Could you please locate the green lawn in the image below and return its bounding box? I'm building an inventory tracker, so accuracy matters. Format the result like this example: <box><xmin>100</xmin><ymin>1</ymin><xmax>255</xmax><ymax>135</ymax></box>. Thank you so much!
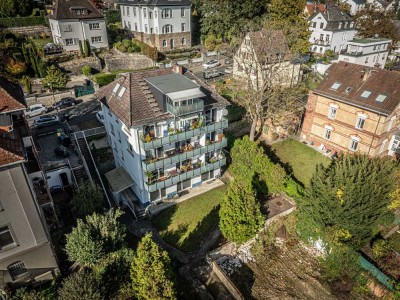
<box><xmin>271</xmin><ymin>139</ymin><xmax>331</xmax><ymax>186</ymax></box>
<box><xmin>32</xmin><ymin>38</ymin><xmax>53</xmax><ymax>48</ymax></box>
<box><xmin>152</xmin><ymin>185</ymin><xmax>228</xmax><ymax>253</ymax></box>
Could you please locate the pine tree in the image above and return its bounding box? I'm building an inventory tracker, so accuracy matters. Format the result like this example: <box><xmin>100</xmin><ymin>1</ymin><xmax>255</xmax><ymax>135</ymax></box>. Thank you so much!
<box><xmin>219</xmin><ymin>179</ymin><xmax>265</xmax><ymax>244</ymax></box>
<box><xmin>42</xmin><ymin>65</ymin><xmax>68</xmax><ymax>89</ymax></box>
<box><xmin>131</xmin><ymin>233</ymin><xmax>176</xmax><ymax>300</ymax></box>
<box><xmin>297</xmin><ymin>154</ymin><xmax>397</xmax><ymax>248</ymax></box>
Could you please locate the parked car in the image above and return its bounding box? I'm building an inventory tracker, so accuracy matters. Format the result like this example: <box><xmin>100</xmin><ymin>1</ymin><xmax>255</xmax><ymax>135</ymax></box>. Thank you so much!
<box><xmin>96</xmin><ymin>111</ymin><xmax>104</xmax><ymax>125</ymax></box>
<box><xmin>52</xmin><ymin>97</ymin><xmax>77</xmax><ymax>109</ymax></box>
<box><xmin>224</xmin><ymin>67</ymin><xmax>233</xmax><ymax>74</ymax></box>
<box><xmin>25</xmin><ymin>104</ymin><xmax>47</xmax><ymax>118</ymax></box>
<box><xmin>34</xmin><ymin>115</ymin><xmax>60</xmax><ymax>128</ymax></box>
<box><xmin>202</xmin><ymin>60</ymin><xmax>221</xmax><ymax>69</ymax></box>
<box><xmin>203</xmin><ymin>69</ymin><xmax>222</xmax><ymax>79</ymax></box>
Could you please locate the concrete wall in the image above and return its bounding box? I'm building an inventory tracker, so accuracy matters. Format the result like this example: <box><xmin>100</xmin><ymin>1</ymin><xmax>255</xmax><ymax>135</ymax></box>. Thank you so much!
<box><xmin>211</xmin><ymin>260</ymin><xmax>244</xmax><ymax>300</ymax></box>
<box><xmin>7</xmin><ymin>25</ymin><xmax>51</xmax><ymax>37</ymax></box>
<box><xmin>104</xmin><ymin>53</ymin><xmax>154</xmax><ymax>72</ymax></box>
<box><xmin>25</xmin><ymin>90</ymin><xmax>75</xmax><ymax>107</ymax></box>
<box><xmin>58</xmin><ymin>56</ymin><xmax>102</xmax><ymax>75</ymax></box>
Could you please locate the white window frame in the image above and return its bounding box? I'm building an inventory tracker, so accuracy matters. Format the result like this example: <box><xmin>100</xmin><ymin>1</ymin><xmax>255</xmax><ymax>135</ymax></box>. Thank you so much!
<box><xmin>390</xmin><ymin>135</ymin><xmax>400</xmax><ymax>152</ymax></box>
<box><xmin>8</xmin><ymin>262</ymin><xmax>28</xmax><ymax>280</ymax></box>
<box><xmin>89</xmin><ymin>23</ymin><xmax>100</xmax><ymax>30</ymax></box>
<box><xmin>181</xmin><ymin>7</ymin><xmax>185</xmax><ymax>17</ymax></box>
<box><xmin>162</xmin><ymin>24</ymin><xmax>173</xmax><ymax>34</ymax></box>
<box><xmin>162</xmin><ymin>40</ymin><xmax>167</xmax><ymax>48</ymax></box>
<box><xmin>0</xmin><ymin>225</ymin><xmax>16</xmax><ymax>250</ymax></box>
<box><xmin>324</xmin><ymin>126</ymin><xmax>332</xmax><ymax>140</ymax></box>
<box><xmin>387</xmin><ymin>116</ymin><xmax>396</xmax><ymax>132</ymax></box>
<box><xmin>65</xmin><ymin>38</ymin><xmax>74</xmax><ymax>46</ymax></box>
<box><xmin>328</xmin><ymin>106</ymin><xmax>337</xmax><ymax>119</ymax></box>
<box><xmin>91</xmin><ymin>36</ymin><xmax>102</xmax><ymax>43</ymax></box>
<box><xmin>62</xmin><ymin>24</ymin><xmax>72</xmax><ymax>32</ymax></box>
<box><xmin>161</xmin><ymin>8</ymin><xmax>172</xmax><ymax>18</ymax></box>
<box><xmin>182</xmin><ymin>37</ymin><xmax>186</xmax><ymax>45</ymax></box>
<box><xmin>349</xmin><ymin>137</ymin><xmax>359</xmax><ymax>151</ymax></box>
<box><xmin>355</xmin><ymin>115</ymin><xmax>366</xmax><ymax>130</ymax></box>
<box><xmin>126</xmin><ymin>6</ymin><xmax>130</xmax><ymax>16</ymax></box>
<box><xmin>181</xmin><ymin>23</ymin><xmax>185</xmax><ymax>32</ymax></box>
<box><xmin>380</xmin><ymin>139</ymin><xmax>388</xmax><ymax>153</ymax></box>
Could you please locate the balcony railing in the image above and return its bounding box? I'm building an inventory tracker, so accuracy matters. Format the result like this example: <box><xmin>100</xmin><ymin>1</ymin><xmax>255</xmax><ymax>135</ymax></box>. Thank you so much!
<box><xmin>144</xmin><ymin>158</ymin><xmax>227</xmax><ymax>193</ymax></box>
<box><xmin>313</xmin><ymin>40</ymin><xmax>330</xmax><ymax>46</ymax></box>
<box><xmin>140</xmin><ymin>118</ymin><xmax>228</xmax><ymax>151</ymax></box>
<box><xmin>142</xmin><ymin>138</ymin><xmax>227</xmax><ymax>171</ymax></box>
<box><xmin>167</xmin><ymin>101</ymin><xmax>204</xmax><ymax>116</ymax></box>
<box><xmin>339</xmin><ymin>50</ymin><xmax>364</xmax><ymax>57</ymax></box>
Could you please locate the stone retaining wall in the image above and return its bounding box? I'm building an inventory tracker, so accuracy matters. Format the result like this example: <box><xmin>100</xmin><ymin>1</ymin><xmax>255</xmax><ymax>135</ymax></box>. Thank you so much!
<box><xmin>7</xmin><ymin>25</ymin><xmax>51</xmax><ymax>37</ymax></box>
<box><xmin>104</xmin><ymin>53</ymin><xmax>154</xmax><ymax>72</ymax></box>
<box><xmin>26</xmin><ymin>90</ymin><xmax>75</xmax><ymax>107</ymax></box>
<box><xmin>58</xmin><ymin>56</ymin><xmax>102</xmax><ymax>75</ymax></box>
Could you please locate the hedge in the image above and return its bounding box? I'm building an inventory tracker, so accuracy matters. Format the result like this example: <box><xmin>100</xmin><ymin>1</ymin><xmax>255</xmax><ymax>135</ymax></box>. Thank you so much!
<box><xmin>0</xmin><ymin>16</ymin><xmax>47</xmax><ymax>28</ymax></box>
<box><xmin>93</xmin><ymin>73</ymin><xmax>117</xmax><ymax>87</ymax></box>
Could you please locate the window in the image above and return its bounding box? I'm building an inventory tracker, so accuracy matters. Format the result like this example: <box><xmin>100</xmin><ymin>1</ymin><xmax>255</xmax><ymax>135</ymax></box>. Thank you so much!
<box><xmin>113</xmin><ymin>83</ymin><xmax>120</xmax><ymax>94</ymax></box>
<box><xmin>143</xmin><ymin>8</ymin><xmax>147</xmax><ymax>18</ymax></box>
<box><xmin>122</xmin><ymin>6</ymin><xmax>125</xmax><ymax>16</ymax></box>
<box><xmin>182</xmin><ymin>37</ymin><xmax>186</xmax><ymax>45</ymax></box>
<box><xmin>126</xmin><ymin>7</ymin><xmax>130</xmax><ymax>16</ymax></box>
<box><xmin>338</xmin><ymin>22</ymin><xmax>342</xmax><ymax>29</ymax></box>
<box><xmin>361</xmin><ymin>90</ymin><xmax>371</xmax><ymax>98</ymax></box>
<box><xmin>91</xmin><ymin>36</ymin><xmax>102</xmax><ymax>43</ymax></box>
<box><xmin>155</xmin><ymin>10</ymin><xmax>158</xmax><ymax>18</ymax></box>
<box><xmin>181</xmin><ymin>23</ymin><xmax>185</xmax><ymax>32</ymax></box>
<box><xmin>181</xmin><ymin>7</ymin><xmax>185</xmax><ymax>17</ymax></box>
<box><xmin>161</xmin><ymin>8</ymin><xmax>172</xmax><ymax>18</ymax></box>
<box><xmin>320</xmin><ymin>22</ymin><xmax>324</xmax><ymax>28</ymax></box>
<box><xmin>89</xmin><ymin>23</ymin><xmax>100</xmax><ymax>30</ymax></box>
<box><xmin>382</xmin><ymin>55</ymin><xmax>385</xmax><ymax>60</ymax></box>
<box><xmin>128</xmin><ymin>143</ymin><xmax>134</xmax><ymax>155</ymax></box>
<box><xmin>380</xmin><ymin>139</ymin><xmax>388</xmax><ymax>153</ymax></box>
<box><xmin>162</xmin><ymin>40</ymin><xmax>167</xmax><ymax>48</ymax></box>
<box><xmin>330</xmin><ymin>82</ymin><xmax>341</xmax><ymax>90</ymax></box>
<box><xmin>62</xmin><ymin>24</ymin><xmax>72</xmax><ymax>32</ymax></box>
<box><xmin>149</xmin><ymin>11</ymin><xmax>153</xmax><ymax>19</ymax></box>
<box><xmin>110</xmin><ymin>123</ymin><xmax>115</xmax><ymax>135</ymax></box>
<box><xmin>118</xmin><ymin>131</ymin><xmax>122</xmax><ymax>143</ymax></box>
<box><xmin>313</xmin><ymin>22</ymin><xmax>316</xmax><ymax>28</ymax></box>
<box><xmin>365</xmin><ymin>57</ymin><xmax>369</xmax><ymax>63</ymax></box>
<box><xmin>324</xmin><ymin>126</ymin><xmax>332</xmax><ymax>140</ymax></box>
<box><xmin>390</xmin><ymin>135</ymin><xmax>400</xmax><ymax>152</ymax></box>
<box><xmin>349</xmin><ymin>138</ymin><xmax>359</xmax><ymax>151</ymax></box>
<box><xmin>145</xmin><ymin>24</ymin><xmax>148</xmax><ymax>33</ymax></box>
<box><xmin>388</xmin><ymin>116</ymin><xmax>396</xmax><ymax>132</ymax></box>
<box><xmin>65</xmin><ymin>38</ymin><xmax>74</xmax><ymax>45</ymax></box>
<box><xmin>133</xmin><ymin>7</ymin><xmax>136</xmax><ymax>17</ymax></box>
<box><xmin>75</xmin><ymin>9</ymin><xmax>86</xmax><ymax>15</ymax></box>
<box><xmin>376</xmin><ymin>94</ymin><xmax>387</xmax><ymax>102</ymax></box>
<box><xmin>128</xmin><ymin>21</ymin><xmax>131</xmax><ymax>29</ymax></box>
<box><xmin>134</xmin><ymin>23</ymin><xmax>138</xmax><ymax>31</ymax></box>
<box><xmin>8</xmin><ymin>262</ymin><xmax>27</xmax><ymax>280</ymax></box>
<box><xmin>328</xmin><ymin>106</ymin><xmax>337</xmax><ymax>119</ymax></box>
<box><xmin>162</xmin><ymin>24</ymin><xmax>173</xmax><ymax>33</ymax></box>
<box><xmin>150</xmin><ymin>28</ymin><xmax>153</xmax><ymax>34</ymax></box>
<box><xmin>114</xmin><ymin>141</ymin><xmax>118</xmax><ymax>153</ymax></box>
<box><xmin>355</xmin><ymin>116</ymin><xmax>366</xmax><ymax>129</ymax></box>
<box><xmin>0</xmin><ymin>226</ymin><xmax>15</xmax><ymax>249</ymax></box>
<box><xmin>118</xmin><ymin>87</ymin><xmax>126</xmax><ymax>98</ymax></box>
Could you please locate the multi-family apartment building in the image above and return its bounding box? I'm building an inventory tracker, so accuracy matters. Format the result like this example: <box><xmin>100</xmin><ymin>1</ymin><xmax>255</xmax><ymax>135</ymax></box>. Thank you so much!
<box><xmin>0</xmin><ymin>78</ymin><xmax>59</xmax><ymax>288</ymax></box>
<box><xmin>339</xmin><ymin>0</ymin><xmax>366</xmax><ymax>15</ymax></box>
<box><xmin>301</xmin><ymin>62</ymin><xmax>400</xmax><ymax>158</ymax></box>
<box><xmin>48</xmin><ymin>0</ymin><xmax>109</xmax><ymax>52</ymax></box>
<box><xmin>338</xmin><ymin>37</ymin><xmax>391</xmax><ymax>68</ymax></box>
<box><xmin>97</xmin><ymin>66</ymin><xmax>228</xmax><ymax>206</ymax></box>
<box><xmin>309</xmin><ymin>4</ymin><xmax>357</xmax><ymax>54</ymax></box>
<box><xmin>119</xmin><ymin>0</ymin><xmax>192</xmax><ymax>50</ymax></box>
<box><xmin>233</xmin><ymin>29</ymin><xmax>302</xmax><ymax>89</ymax></box>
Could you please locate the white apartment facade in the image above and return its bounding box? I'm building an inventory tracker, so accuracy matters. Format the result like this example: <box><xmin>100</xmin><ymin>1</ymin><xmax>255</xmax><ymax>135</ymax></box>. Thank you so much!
<box><xmin>339</xmin><ymin>0</ymin><xmax>366</xmax><ymax>15</ymax></box>
<box><xmin>119</xmin><ymin>0</ymin><xmax>192</xmax><ymax>50</ymax></box>
<box><xmin>97</xmin><ymin>67</ymin><xmax>228</xmax><ymax>207</ymax></box>
<box><xmin>309</xmin><ymin>4</ymin><xmax>357</xmax><ymax>54</ymax></box>
<box><xmin>338</xmin><ymin>37</ymin><xmax>391</xmax><ymax>68</ymax></box>
<box><xmin>48</xmin><ymin>0</ymin><xmax>108</xmax><ymax>51</ymax></box>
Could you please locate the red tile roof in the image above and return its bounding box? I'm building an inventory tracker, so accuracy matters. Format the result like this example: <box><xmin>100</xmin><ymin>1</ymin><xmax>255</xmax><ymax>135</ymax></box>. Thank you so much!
<box><xmin>306</xmin><ymin>3</ymin><xmax>326</xmax><ymax>15</ymax></box>
<box><xmin>0</xmin><ymin>78</ymin><xmax>26</xmax><ymax>114</ymax></box>
<box><xmin>0</xmin><ymin>137</ymin><xmax>24</xmax><ymax>167</ymax></box>
<box><xmin>314</xmin><ymin>62</ymin><xmax>400</xmax><ymax>116</ymax></box>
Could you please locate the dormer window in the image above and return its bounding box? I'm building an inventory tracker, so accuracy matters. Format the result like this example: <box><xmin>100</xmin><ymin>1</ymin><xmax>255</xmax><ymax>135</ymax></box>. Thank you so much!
<box><xmin>75</xmin><ymin>9</ymin><xmax>87</xmax><ymax>15</ymax></box>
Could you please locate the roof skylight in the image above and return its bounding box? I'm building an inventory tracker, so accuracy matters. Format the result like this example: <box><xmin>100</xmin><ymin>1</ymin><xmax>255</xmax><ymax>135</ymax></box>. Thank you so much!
<box><xmin>330</xmin><ymin>82</ymin><xmax>341</xmax><ymax>90</ymax></box>
<box><xmin>375</xmin><ymin>94</ymin><xmax>387</xmax><ymax>102</ymax></box>
<box><xmin>112</xmin><ymin>83</ymin><xmax>121</xmax><ymax>94</ymax></box>
<box><xmin>361</xmin><ymin>90</ymin><xmax>371</xmax><ymax>98</ymax></box>
<box><xmin>118</xmin><ymin>86</ymin><xmax>126</xmax><ymax>98</ymax></box>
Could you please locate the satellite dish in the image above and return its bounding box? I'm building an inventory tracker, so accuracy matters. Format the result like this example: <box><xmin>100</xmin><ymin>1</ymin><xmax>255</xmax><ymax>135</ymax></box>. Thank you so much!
<box><xmin>222</xmin><ymin>109</ymin><xmax>229</xmax><ymax>116</ymax></box>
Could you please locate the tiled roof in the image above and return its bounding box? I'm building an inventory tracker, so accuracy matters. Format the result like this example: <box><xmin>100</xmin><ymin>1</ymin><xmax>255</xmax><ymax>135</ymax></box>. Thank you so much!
<box><xmin>96</xmin><ymin>68</ymin><xmax>229</xmax><ymax>127</ymax></box>
<box><xmin>0</xmin><ymin>138</ymin><xmax>24</xmax><ymax>167</ymax></box>
<box><xmin>305</xmin><ymin>4</ymin><xmax>326</xmax><ymax>15</ymax></box>
<box><xmin>118</xmin><ymin>0</ymin><xmax>191</xmax><ymax>6</ymax></box>
<box><xmin>311</xmin><ymin>4</ymin><xmax>354</xmax><ymax>31</ymax></box>
<box><xmin>0</xmin><ymin>78</ymin><xmax>26</xmax><ymax>114</ymax></box>
<box><xmin>314</xmin><ymin>61</ymin><xmax>400</xmax><ymax>116</ymax></box>
<box><xmin>49</xmin><ymin>0</ymin><xmax>104</xmax><ymax>20</ymax></box>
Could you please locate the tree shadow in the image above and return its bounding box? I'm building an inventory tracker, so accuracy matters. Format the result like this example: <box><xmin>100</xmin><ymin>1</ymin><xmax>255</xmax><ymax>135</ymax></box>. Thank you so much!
<box><xmin>151</xmin><ymin>204</ymin><xmax>178</xmax><ymax>232</ymax></box>
<box><xmin>230</xmin><ymin>261</ymin><xmax>256</xmax><ymax>300</ymax></box>
<box><xmin>161</xmin><ymin>223</ymin><xmax>191</xmax><ymax>250</ymax></box>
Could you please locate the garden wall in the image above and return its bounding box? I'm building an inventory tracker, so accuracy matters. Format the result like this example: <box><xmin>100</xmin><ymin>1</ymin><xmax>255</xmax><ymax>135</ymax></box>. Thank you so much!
<box><xmin>104</xmin><ymin>53</ymin><xmax>154</xmax><ymax>72</ymax></box>
<box><xmin>6</xmin><ymin>25</ymin><xmax>51</xmax><ymax>37</ymax></box>
<box><xmin>58</xmin><ymin>56</ymin><xmax>102</xmax><ymax>75</ymax></box>
<box><xmin>211</xmin><ymin>260</ymin><xmax>244</xmax><ymax>300</ymax></box>
<box><xmin>26</xmin><ymin>90</ymin><xmax>74</xmax><ymax>107</ymax></box>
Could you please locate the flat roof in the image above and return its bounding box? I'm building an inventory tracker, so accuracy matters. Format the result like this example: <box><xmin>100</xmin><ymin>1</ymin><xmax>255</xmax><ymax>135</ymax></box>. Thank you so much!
<box><xmin>166</xmin><ymin>88</ymin><xmax>206</xmax><ymax>102</ymax></box>
<box><xmin>145</xmin><ymin>73</ymin><xmax>199</xmax><ymax>94</ymax></box>
<box><xmin>348</xmin><ymin>38</ymin><xmax>391</xmax><ymax>44</ymax></box>
<box><xmin>105</xmin><ymin>167</ymin><xmax>134</xmax><ymax>193</ymax></box>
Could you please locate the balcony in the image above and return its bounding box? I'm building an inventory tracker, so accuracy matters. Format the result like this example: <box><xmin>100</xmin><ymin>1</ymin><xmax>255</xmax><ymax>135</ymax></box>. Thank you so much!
<box><xmin>167</xmin><ymin>100</ymin><xmax>204</xmax><ymax>116</ymax></box>
<box><xmin>140</xmin><ymin>118</ymin><xmax>228</xmax><ymax>151</ymax></box>
<box><xmin>142</xmin><ymin>138</ymin><xmax>228</xmax><ymax>171</ymax></box>
<box><xmin>313</xmin><ymin>40</ymin><xmax>330</xmax><ymax>46</ymax></box>
<box><xmin>144</xmin><ymin>157</ymin><xmax>227</xmax><ymax>193</ymax></box>
<box><xmin>339</xmin><ymin>50</ymin><xmax>364</xmax><ymax>57</ymax></box>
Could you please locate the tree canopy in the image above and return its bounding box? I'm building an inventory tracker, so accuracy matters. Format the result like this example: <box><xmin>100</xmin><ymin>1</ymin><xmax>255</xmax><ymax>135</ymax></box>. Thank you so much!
<box><xmin>131</xmin><ymin>233</ymin><xmax>176</xmax><ymax>300</ymax></box>
<box><xmin>297</xmin><ymin>154</ymin><xmax>397</xmax><ymax>248</ymax></box>
<box><xmin>42</xmin><ymin>65</ymin><xmax>68</xmax><ymax>89</ymax></box>
<box><xmin>58</xmin><ymin>270</ymin><xmax>102</xmax><ymax>300</ymax></box>
<box><xmin>219</xmin><ymin>179</ymin><xmax>265</xmax><ymax>244</ymax></box>
<box><xmin>71</xmin><ymin>181</ymin><xmax>105</xmax><ymax>220</ymax></box>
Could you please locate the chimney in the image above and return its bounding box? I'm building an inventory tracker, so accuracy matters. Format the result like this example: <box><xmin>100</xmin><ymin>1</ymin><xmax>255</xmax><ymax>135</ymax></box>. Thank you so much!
<box><xmin>172</xmin><ymin>64</ymin><xmax>183</xmax><ymax>75</ymax></box>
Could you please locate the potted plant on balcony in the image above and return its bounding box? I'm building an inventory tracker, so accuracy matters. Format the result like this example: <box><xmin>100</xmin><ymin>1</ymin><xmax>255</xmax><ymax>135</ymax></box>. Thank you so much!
<box><xmin>144</xmin><ymin>134</ymin><xmax>154</xmax><ymax>143</ymax></box>
<box><xmin>205</xmin><ymin>139</ymin><xmax>211</xmax><ymax>146</ymax></box>
<box><xmin>217</xmin><ymin>133</ymin><xmax>224</xmax><ymax>142</ymax></box>
<box><xmin>191</xmin><ymin>120</ymin><xmax>199</xmax><ymax>130</ymax></box>
<box><xmin>182</xmin><ymin>143</ymin><xmax>193</xmax><ymax>152</ymax></box>
<box><xmin>145</xmin><ymin>171</ymin><xmax>154</xmax><ymax>184</ymax></box>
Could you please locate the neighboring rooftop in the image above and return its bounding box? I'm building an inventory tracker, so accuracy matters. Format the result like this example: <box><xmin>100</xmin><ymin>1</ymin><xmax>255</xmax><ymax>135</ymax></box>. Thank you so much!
<box><xmin>348</xmin><ymin>37</ymin><xmax>392</xmax><ymax>44</ymax></box>
<box><xmin>48</xmin><ymin>0</ymin><xmax>104</xmax><ymax>20</ymax></box>
<box><xmin>96</xmin><ymin>68</ymin><xmax>229</xmax><ymax>127</ymax></box>
<box><xmin>0</xmin><ymin>138</ymin><xmax>24</xmax><ymax>167</ymax></box>
<box><xmin>314</xmin><ymin>61</ymin><xmax>400</xmax><ymax>115</ymax></box>
<box><xmin>305</xmin><ymin>3</ymin><xmax>326</xmax><ymax>15</ymax></box>
<box><xmin>310</xmin><ymin>4</ymin><xmax>354</xmax><ymax>31</ymax></box>
<box><xmin>0</xmin><ymin>78</ymin><xmax>26</xmax><ymax>114</ymax></box>
<box><xmin>118</xmin><ymin>0</ymin><xmax>192</xmax><ymax>6</ymax></box>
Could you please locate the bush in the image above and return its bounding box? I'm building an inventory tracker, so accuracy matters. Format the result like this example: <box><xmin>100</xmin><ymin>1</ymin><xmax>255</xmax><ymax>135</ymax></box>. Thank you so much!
<box><xmin>93</xmin><ymin>73</ymin><xmax>116</xmax><ymax>86</ymax></box>
<box><xmin>0</xmin><ymin>16</ymin><xmax>46</xmax><ymax>28</ymax></box>
<box><xmin>105</xmin><ymin>10</ymin><xmax>121</xmax><ymax>24</ymax></box>
<box><xmin>82</xmin><ymin>65</ymin><xmax>91</xmax><ymax>77</ymax></box>
<box><xmin>372</xmin><ymin>239</ymin><xmax>390</xmax><ymax>259</ymax></box>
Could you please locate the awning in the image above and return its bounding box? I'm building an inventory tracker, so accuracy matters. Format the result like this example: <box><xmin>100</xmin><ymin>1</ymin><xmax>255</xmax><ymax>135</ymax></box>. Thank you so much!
<box><xmin>166</xmin><ymin>88</ymin><xmax>206</xmax><ymax>102</ymax></box>
<box><xmin>105</xmin><ymin>167</ymin><xmax>134</xmax><ymax>193</ymax></box>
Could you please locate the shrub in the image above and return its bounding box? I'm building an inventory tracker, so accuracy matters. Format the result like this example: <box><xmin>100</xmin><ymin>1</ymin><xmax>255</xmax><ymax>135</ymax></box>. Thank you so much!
<box><xmin>0</xmin><ymin>16</ymin><xmax>46</xmax><ymax>28</ymax></box>
<box><xmin>204</xmin><ymin>35</ymin><xmax>218</xmax><ymax>51</ymax></box>
<box><xmin>372</xmin><ymin>239</ymin><xmax>390</xmax><ymax>259</ymax></box>
<box><xmin>82</xmin><ymin>65</ymin><xmax>91</xmax><ymax>77</ymax></box>
<box><xmin>93</xmin><ymin>73</ymin><xmax>116</xmax><ymax>86</ymax></box>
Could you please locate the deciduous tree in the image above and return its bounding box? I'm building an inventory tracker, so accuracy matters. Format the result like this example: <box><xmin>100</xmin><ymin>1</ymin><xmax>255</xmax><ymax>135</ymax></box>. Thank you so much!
<box><xmin>131</xmin><ymin>233</ymin><xmax>176</xmax><ymax>300</ymax></box>
<box><xmin>58</xmin><ymin>271</ymin><xmax>102</xmax><ymax>300</ymax></box>
<box><xmin>219</xmin><ymin>179</ymin><xmax>265</xmax><ymax>244</ymax></box>
<box><xmin>297</xmin><ymin>154</ymin><xmax>397</xmax><ymax>248</ymax></box>
<box><xmin>0</xmin><ymin>0</ymin><xmax>15</xmax><ymax>17</ymax></box>
<box><xmin>70</xmin><ymin>181</ymin><xmax>105</xmax><ymax>220</ymax></box>
<box><xmin>42</xmin><ymin>65</ymin><xmax>67</xmax><ymax>89</ymax></box>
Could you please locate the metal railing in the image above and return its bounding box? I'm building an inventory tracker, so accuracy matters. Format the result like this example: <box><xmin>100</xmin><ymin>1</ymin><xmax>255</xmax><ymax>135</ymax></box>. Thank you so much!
<box><xmin>166</xmin><ymin>100</ymin><xmax>204</xmax><ymax>116</ymax></box>
<box><xmin>144</xmin><ymin>158</ymin><xmax>226</xmax><ymax>193</ymax></box>
<box><xmin>140</xmin><ymin>118</ymin><xmax>228</xmax><ymax>151</ymax></box>
<box><xmin>142</xmin><ymin>138</ymin><xmax>227</xmax><ymax>171</ymax></box>
<box><xmin>82</xmin><ymin>126</ymin><xmax>106</xmax><ymax>138</ymax></box>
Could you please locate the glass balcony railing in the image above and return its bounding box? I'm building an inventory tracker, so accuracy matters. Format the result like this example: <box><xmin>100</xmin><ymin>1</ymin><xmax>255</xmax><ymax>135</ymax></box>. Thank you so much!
<box><xmin>142</xmin><ymin>138</ymin><xmax>227</xmax><ymax>171</ymax></box>
<box><xmin>144</xmin><ymin>158</ymin><xmax>227</xmax><ymax>193</ymax></box>
<box><xmin>139</xmin><ymin>118</ymin><xmax>228</xmax><ymax>151</ymax></box>
<box><xmin>167</xmin><ymin>101</ymin><xmax>204</xmax><ymax>116</ymax></box>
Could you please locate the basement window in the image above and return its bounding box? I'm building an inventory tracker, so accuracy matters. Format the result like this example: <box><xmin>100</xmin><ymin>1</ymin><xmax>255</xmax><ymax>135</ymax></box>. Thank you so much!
<box><xmin>361</xmin><ymin>90</ymin><xmax>371</xmax><ymax>99</ymax></box>
<box><xmin>376</xmin><ymin>94</ymin><xmax>387</xmax><ymax>102</ymax></box>
<box><xmin>330</xmin><ymin>82</ymin><xmax>341</xmax><ymax>90</ymax></box>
